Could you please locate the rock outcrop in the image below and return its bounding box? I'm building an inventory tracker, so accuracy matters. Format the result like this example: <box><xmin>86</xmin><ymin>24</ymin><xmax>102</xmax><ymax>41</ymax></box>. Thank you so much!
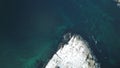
<box><xmin>45</xmin><ymin>35</ymin><xmax>100</xmax><ymax>68</ymax></box>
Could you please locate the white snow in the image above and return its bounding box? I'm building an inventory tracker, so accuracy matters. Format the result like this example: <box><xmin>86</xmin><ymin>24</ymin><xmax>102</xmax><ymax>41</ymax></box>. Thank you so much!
<box><xmin>45</xmin><ymin>35</ymin><xmax>100</xmax><ymax>68</ymax></box>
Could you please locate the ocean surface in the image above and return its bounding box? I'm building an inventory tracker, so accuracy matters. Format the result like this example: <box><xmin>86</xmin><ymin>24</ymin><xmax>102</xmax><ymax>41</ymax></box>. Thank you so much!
<box><xmin>1</xmin><ymin>0</ymin><xmax>120</xmax><ymax>68</ymax></box>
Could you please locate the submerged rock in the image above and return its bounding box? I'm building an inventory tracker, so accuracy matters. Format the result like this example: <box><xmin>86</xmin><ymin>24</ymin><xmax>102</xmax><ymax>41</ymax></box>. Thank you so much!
<box><xmin>45</xmin><ymin>34</ymin><xmax>100</xmax><ymax>68</ymax></box>
<box><xmin>115</xmin><ymin>0</ymin><xmax>120</xmax><ymax>6</ymax></box>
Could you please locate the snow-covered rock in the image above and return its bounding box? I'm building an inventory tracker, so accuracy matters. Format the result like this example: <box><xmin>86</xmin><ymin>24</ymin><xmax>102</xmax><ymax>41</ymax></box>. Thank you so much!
<box><xmin>45</xmin><ymin>35</ymin><xmax>100</xmax><ymax>68</ymax></box>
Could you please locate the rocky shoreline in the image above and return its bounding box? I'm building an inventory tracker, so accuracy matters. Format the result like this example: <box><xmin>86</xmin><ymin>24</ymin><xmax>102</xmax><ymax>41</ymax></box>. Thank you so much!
<box><xmin>45</xmin><ymin>34</ymin><xmax>100</xmax><ymax>68</ymax></box>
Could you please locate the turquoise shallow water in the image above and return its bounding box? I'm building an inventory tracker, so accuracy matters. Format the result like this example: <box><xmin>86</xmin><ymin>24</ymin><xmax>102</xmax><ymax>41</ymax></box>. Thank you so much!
<box><xmin>1</xmin><ymin>0</ymin><xmax>120</xmax><ymax>68</ymax></box>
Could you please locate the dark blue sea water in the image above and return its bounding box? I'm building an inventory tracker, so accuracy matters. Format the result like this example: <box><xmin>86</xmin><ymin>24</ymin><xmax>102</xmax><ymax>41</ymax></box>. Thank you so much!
<box><xmin>1</xmin><ymin>0</ymin><xmax>120</xmax><ymax>68</ymax></box>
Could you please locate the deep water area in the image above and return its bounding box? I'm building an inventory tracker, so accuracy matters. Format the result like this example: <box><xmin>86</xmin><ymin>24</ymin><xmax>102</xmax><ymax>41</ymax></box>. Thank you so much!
<box><xmin>0</xmin><ymin>0</ymin><xmax>120</xmax><ymax>68</ymax></box>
